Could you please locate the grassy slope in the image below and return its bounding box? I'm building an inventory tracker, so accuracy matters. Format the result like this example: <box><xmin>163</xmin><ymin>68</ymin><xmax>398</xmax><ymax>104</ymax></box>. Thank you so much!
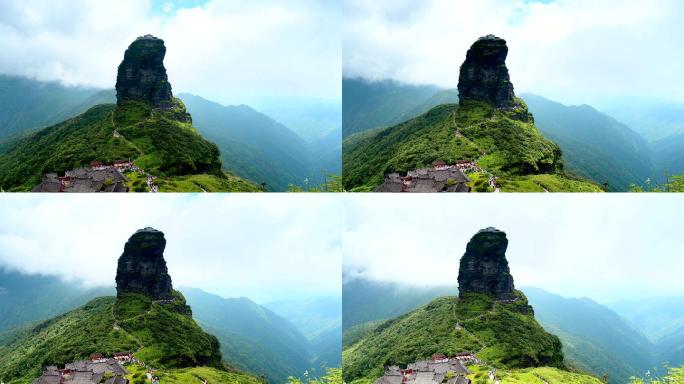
<box><xmin>342</xmin><ymin>99</ymin><xmax>601</xmax><ymax>192</ymax></box>
<box><xmin>0</xmin><ymin>292</ymin><xmax>222</xmax><ymax>383</ymax></box>
<box><xmin>125</xmin><ymin>363</ymin><xmax>262</xmax><ymax>384</ymax></box>
<box><xmin>475</xmin><ymin>366</ymin><xmax>602</xmax><ymax>384</ymax></box>
<box><xmin>342</xmin><ymin>292</ymin><xmax>564</xmax><ymax>382</ymax></box>
<box><xmin>0</xmin><ymin>99</ymin><xmax>259</xmax><ymax>191</ymax></box>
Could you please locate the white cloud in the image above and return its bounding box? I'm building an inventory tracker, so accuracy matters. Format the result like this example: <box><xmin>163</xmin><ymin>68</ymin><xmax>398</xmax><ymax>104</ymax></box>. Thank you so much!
<box><xmin>0</xmin><ymin>194</ymin><xmax>341</xmax><ymax>303</ymax></box>
<box><xmin>0</xmin><ymin>0</ymin><xmax>340</xmax><ymax>106</ymax></box>
<box><xmin>344</xmin><ymin>0</ymin><xmax>684</xmax><ymax>105</ymax></box>
<box><xmin>343</xmin><ymin>194</ymin><xmax>684</xmax><ymax>303</ymax></box>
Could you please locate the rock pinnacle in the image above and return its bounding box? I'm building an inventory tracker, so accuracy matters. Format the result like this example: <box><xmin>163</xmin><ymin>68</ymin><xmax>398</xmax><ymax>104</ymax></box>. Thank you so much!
<box><xmin>115</xmin><ymin>34</ymin><xmax>174</xmax><ymax>108</ymax></box>
<box><xmin>457</xmin><ymin>227</ymin><xmax>516</xmax><ymax>299</ymax></box>
<box><xmin>458</xmin><ymin>35</ymin><xmax>516</xmax><ymax>108</ymax></box>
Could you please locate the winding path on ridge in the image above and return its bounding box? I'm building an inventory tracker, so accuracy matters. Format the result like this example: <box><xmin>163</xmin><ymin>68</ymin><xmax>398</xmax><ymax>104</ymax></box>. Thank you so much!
<box><xmin>451</xmin><ymin>110</ymin><xmax>501</xmax><ymax>193</ymax></box>
<box><xmin>109</xmin><ymin>111</ymin><xmax>160</xmax><ymax>193</ymax></box>
<box><xmin>111</xmin><ymin>303</ymin><xmax>147</xmax><ymax>352</ymax></box>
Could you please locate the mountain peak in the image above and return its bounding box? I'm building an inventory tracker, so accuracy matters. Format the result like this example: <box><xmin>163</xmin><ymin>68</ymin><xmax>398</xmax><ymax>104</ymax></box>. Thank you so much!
<box><xmin>115</xmin><ymin>34</ymin><xmax>173</xmax><ymax>108</ymax></box>
<box><xmin>458</xmin><ymin>34</ymin><xmax>515</xmax><ymax>108</ymax></box>
<box><xmin>115</xmin><ymin>227</ymin><xmax>173</xmax><ymax>299</ymax></box>
<box><xmin>457</xmin><ymin>227</ymin><xmax>515</xmax><ymax>299</ymax></box>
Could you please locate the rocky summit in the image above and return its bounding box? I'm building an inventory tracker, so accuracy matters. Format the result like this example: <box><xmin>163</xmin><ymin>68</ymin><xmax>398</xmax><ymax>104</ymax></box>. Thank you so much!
<box><xmin>115</xmin><ymin>227</ymin><xmax>173</xmax><ymax>299</ymax></box>
<box><xmin>457</xmin><ymin>227</ymin><xmax>515</xmax><ymax>299</ymax></box>
<box><xmin>115</xmin><ymin>34</ymin><xmax>174</xmax><ymax>108</ymax></box>
<box><xmin>458</xmin><ymin>34</ymin><xmax>515</xmax><ymax>108</ymax></box>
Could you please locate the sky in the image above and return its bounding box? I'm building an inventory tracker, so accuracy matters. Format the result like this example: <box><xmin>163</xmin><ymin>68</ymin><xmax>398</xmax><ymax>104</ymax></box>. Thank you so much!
<box><xmin>343</xmin><ymin>194</ymin><xmax>684</xmax><ymax>304</ymax></box>
<box><xmin>0</xmin><ymin>0</ymin><xmax>341</xmax><ymax>109</ymax></box>
<box><xmin>343</xmin><ymin>0</ymin><xmax>684</xmax><ymax>108</ymax></box>
<box><xmin>0</xmin><ymin>194</ymin><xmax>341</xmax><ymax>303</ymax></box>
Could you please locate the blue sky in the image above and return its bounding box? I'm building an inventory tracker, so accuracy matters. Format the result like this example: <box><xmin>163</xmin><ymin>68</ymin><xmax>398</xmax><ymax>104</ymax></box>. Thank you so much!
<box><xmin>343</xmin><ymin>194</ymin><xmax>684</xmax><ymax>303</ymax></box>
<box><xmin>0</xmin><ymin>194</ymin><xmax>342</xmax><ymax>303</ymax></box>
<box><xmin>344</xmin><ymin>0</ymin><xmax>684</xmax><ymax>107</ymax></box>
<box><xmin>0</xmin><ymin>0</ymin><xmax>341</xmax><ymax>109</ymax></box>
<box><xmin>150</xmin><ymin>0</ymin><xmax>210</xmax><ymax>15</ymax></box>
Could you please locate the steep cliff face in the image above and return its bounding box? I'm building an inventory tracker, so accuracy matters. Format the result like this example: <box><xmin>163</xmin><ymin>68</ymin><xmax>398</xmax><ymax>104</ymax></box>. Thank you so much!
<box><xmin>115</xmin><ymin>227</ymin><xmax>173</xmax><ymax>299</ymax></box>
<box><xmin>457</xmin><ymin>227</ymin><xmax>515</xmax><ymax>300</ymax></box>
<box><xmin>458</xmin><ymin>35</ymin><xmax>516</xmax><ymax>108</ymax></box>
<box><xmin>115</xmin><ymin>34</ymin><xmax>174</xmax><ymax>108</ymax></box>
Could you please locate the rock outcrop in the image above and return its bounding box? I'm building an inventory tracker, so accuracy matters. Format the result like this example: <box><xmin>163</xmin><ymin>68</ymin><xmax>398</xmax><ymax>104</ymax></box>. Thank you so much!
<box><xmin>458</xmin><ymin>35</ymin><xmax>515</xmax><ymax>108</ymax></box>
<box><xmin>115</xmin><ymin>227</ymin><xmax>173</xmax><ymax>299</ymax></box>
<box><xmin>115</xmin><ymin>34</ymin><xmax>174</xmax><ymax>109</ymax></box>
<box><xmin>457</xmin><ymin>227</ymin><xmax>515</xmax><ymax>299</ymax></box>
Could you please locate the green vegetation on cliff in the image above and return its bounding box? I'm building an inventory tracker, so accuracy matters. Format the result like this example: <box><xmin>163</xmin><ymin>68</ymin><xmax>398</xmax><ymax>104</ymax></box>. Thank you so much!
<box><xmin>342</xmin><ymin>292</ymin><xmax>564</xmax><ymax>382</ymax></box>
<box><xmin>468</xmin><ymin>366</ymin><xmax>602</xmax><ymax>384</ymax></box>
<box><xmin>629</xmin><ymin>366</ymin><xmax>684</xmax><ymax>383</ymax></box>
<box><xmin>125</xmin><ymin>363</ymin><xmax>263</xmax><ymax>384</ymax></box>
<box><xmin>0</xmin><ymin>291</ymin><xmax>222</xmax><ymax>383</ymax></box>
<box><xmin>342</xmin><ymin>99</ymin><xmax>601</xmax><ymax>192</ymax></box>
<box><xmin>0</xmin><ymin>98</ymin><xmax>259</xmax><ymax>191</ymax></box>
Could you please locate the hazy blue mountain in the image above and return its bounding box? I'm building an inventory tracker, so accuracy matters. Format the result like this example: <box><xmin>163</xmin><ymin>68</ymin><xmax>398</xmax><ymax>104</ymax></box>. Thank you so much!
<box><xmin>342</xmin><ymin>77</ymin><xmax>452</xmax><ymax>137</ymax></box>
<box><xmin>521</xmin><ymin>94</ymin><xmax>656</xmax><ymax>191</ymax></box>
<box><xmin>178</xmin><ymin>93</ymin><xmax>317</xmax><ymax>191</ymax></box>
<box><xmin>650</xmin><ymin>133</ymin><xmax>684</xmax><ymax>180</ymax></box>
<box><xmin>307</xmin><ymin>127</ymin><xmax>342</xmax><ymax>185</ymax></box>
<box><xmin>265</xmin><ymin>296</ymin><xmax>341</xmax><ymax>339</ymax></box>
<box><xmin>264</xmin><ymin>296</ymin><xmax>341</xmax><ymax>369</ymax></box>
<box><xmin>180</xmin><ymin>287</ymin><xmax>315</xmax><ymax>382</ymax></box>
<box><xmin>342</xmin><ymin>278</ymin><xmax>456</xmax><ymax>330</ymax></box>
<box><xmin>0</xmin><ymin>268</ymin><xmax>113</xmax><ymax>334</ymax></box>
<box><xmin>604</xmin><ymin>101</ymin><xmax>684</xmax><ymax>142</ymax></box>
<box><xmin>609</xmin><ymin>297</ymin><xmax>684</xmax><ymax>367</ymax></box>
<box><xmin>0</xmin><ymin>75</ymin><xmax>115</xmax><ymax>140</ymax></box>
<box><xmin>523</xmin><ymin>287</ymin><xmax>654</xmax><ymax>384</ymax></box>
<box><xmin>262</xmin><ymin>99</ymin><xmax>341</xmax><ymax>142</ymax></box>
<box><xmin>309</xmin><ymin>324</ymin><xmax>341</xmax><ymax>370</ymax></box>
<box><xmin>602</xmin><ymin>100</ymin><xmax>684</xmax><ymax>178</ymax></box>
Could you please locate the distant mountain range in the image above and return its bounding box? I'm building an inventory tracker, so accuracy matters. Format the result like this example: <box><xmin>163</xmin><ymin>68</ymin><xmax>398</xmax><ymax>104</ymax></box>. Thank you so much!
<box><xmin>342</xmin><ymin>278</ymin><xmax>455</xmax><ymax>330</ymax></box>
<box><xmin>342</xmin><ymin>77</ymin><xmax>684</xmax><ymax>191</ymax></box>
<box><xmin>523</xmin><ymin>287</ymin><xmax>654</xmax><ymax>384</ymax></box>
<box><xmin>0</xmin><ymin>268</ymin><xmax>340</xmax><ymax>383</ymax></box>
<box><xmin>180</xmin><ymin>93</ymin><xmax>340</xmax><ymax>191</ymax></box>
<box><xmin>609</xmin><ymin>297</ymin><xmax>684</xmax><ymax>367</ymax></box>
<box><xmin>0</xmin><ymin>74</ymin><xmax>113</xmax><ymax>141</ymax></box>
<box><xmin>342</xmin><ymin>78</ymin><xmax>456</xmax><ymax>138</ymax></box>
<box><xmin>0</xmin><ymin>74</ymin><xmax>339</xmax><ymax>191</ymax></box>
<box><xmin>521</xmin><ymin>94</ymin><xmax>656</xmax><ymax>191</ymax></box>
<box><xmin>341</xmin><ymin>277</ymin><xmax>684</xmax><ymax>384</ymax></box>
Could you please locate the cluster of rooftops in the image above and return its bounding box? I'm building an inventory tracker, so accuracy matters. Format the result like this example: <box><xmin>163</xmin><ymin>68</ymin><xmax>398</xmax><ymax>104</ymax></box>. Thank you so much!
<box><xmin>32</xmin><ymin>353</ymin><xmax>133</xmax><ymax>384</ymax></box>
<box><xmin>375</xmin><ymin>353</ymin><xmax>478</xmax><ymax>384</ymax></box>
<box><xmin>32</xmin><ymin>160</ymin><xmax>135</xmax><ymax>193</ymax></box>
<box><xmin>375</xmin><ymin>160</ymin><xmax>478</xmax><ymax>193</ymax></box>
